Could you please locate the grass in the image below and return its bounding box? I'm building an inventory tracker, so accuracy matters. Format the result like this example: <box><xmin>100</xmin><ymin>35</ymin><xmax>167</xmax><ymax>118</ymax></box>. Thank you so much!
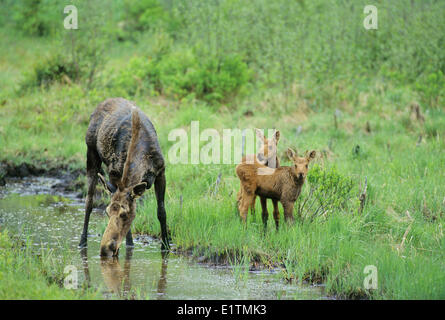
<box><xmin>0</xmin><ymin>229</ymin><xmax>100</xmax><ymax>299</ymax></box>
<box><xmin>0</xmin><ymin>0</ymin><xmax>444</xmax><ymax>299</ymax></box>
<box><xmin>132</xmin><ymin>159</ymin><xmax>444</xmax><ymax>299</ymax></box>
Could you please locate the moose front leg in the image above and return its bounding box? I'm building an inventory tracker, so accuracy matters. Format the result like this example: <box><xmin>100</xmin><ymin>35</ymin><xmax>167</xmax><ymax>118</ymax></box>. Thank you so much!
<box><xmin>282</xmin><ymin>201</ymin><xmax>295</xmax><ymax>225</ymax></box>
<box><xmin>260</xmin><ymin>196</ymin><xmax>268</xmax><ymax>229</ymax></box>
<box><xmin>154</xmin><ymin>169</ymin><xmax>169</xmax><ymax>250</ymax></box>
<box><xmin>79</xmin><ymin>147</ymin><xmax>101</xmax><ymax>248</ymax></box>
<box><xmin>126</xmin><ymin>229</ymin><xmax>134</xmax><ymax>247</ymax></box>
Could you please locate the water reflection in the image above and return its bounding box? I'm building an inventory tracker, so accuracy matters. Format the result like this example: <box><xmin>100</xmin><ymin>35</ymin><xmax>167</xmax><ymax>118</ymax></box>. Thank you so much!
<box><xmin>79</xmin><ymin>247</ymin><xmax>90</xmax><ymax>288</ymax></box>
<box><xmin>100</xmin><ymin>249</ymin><xmax>133</xmax><ymax>298</ymax></box>
<box><xmin>156</xmin><ymin>251</ymin><xmax>168</xmax><ymax>299</ymax></box>
<box><xmin>80</xmin><ymin>246</ymin><xmax>170</xmax><ymax>299</ymax></box>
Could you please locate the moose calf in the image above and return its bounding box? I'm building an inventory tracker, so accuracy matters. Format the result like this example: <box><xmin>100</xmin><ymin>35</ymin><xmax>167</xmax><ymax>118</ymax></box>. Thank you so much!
<box><xmin>236</xmin><ymin>128</ymin><xmax>280</xmax><ymax>219</ymax></box>
<box><xmin>236</xmin><ymin>148</ymin><xmax>316</xmax><ymax>229</ymax></box>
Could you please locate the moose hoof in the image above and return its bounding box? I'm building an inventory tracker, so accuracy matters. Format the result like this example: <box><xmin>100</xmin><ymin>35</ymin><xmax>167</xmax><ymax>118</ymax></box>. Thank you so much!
<box><xmin>78</xmin><ymin>241</ymin><xmax>87</xmax><ymax>248</ymax></box>
<box><xmin>160</xmin><ymin>242</ymin><xmax>170</xmax><ymax>252</ymax></box>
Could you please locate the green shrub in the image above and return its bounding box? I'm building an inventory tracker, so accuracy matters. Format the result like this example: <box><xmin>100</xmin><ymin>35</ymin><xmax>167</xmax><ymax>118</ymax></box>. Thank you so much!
<box><xmin>116</xmin><ymin>50</ymin><xmax>251</xmax><ymax>103</ymax></box>
<box><xmin>18</xmin><ymin>1</ymin><xmax>111</xmax><ymax>91</ymax></box>
<box><xmin>296</xmin><ymin>164</ymin><xmax>356</xmax><ymax>221</ymax></box>
<box><xmin>21</xmin><ymin>53</ymin><xmax>79</xmax><ymax>90</ymax></box>
<box><xmin>11</xmin><ymin>0</ymin><xmax>61</xmax><ymax>36</ymax></box>
<box><xmin>123</xmin><ymin>0</ymin><xmax>167</xmax><ymax>32</ymax></box>
<box><xmin>188</xmin><ymin>54</ymin><xmax>251</xmax><ymax>103</ymax></box>
<box><xmin>118</xmin><ymin>0</ymin><xmax>185</xmax><ymax>40</ymax></box>
<box><xmin>415</xmin><ymin>69</ymin><xmax>445</xmax><ymax>108</ymax></box>
<box><xmin>111</xmin><ymin>56</ymin><xmax>152</xmax><ymax>96</ymax></box>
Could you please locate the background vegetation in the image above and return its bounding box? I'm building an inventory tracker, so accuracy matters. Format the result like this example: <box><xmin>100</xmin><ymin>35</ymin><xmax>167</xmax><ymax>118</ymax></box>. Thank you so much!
<box><xmin>0</xmin><ymin>0</ymin><xmax>444</xmax><ymax>299</ymax></box>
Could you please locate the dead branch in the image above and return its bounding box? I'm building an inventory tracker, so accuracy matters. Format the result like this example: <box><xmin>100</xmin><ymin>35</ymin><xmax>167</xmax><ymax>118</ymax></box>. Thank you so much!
<box><xmin>358</xmin><ymin>176</ymin><xmax>368</xmax><ymax>214</ymax></box>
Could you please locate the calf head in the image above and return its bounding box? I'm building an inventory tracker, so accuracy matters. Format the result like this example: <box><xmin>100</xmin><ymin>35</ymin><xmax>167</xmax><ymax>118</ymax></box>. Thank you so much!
<box><xmin>99</xmin><ymin>175</ymin><xmax>147</xmax><ymax>257</ymax></box>
<box><xmin>255</xmin><ymin>128</ymin><xmax>280</xmax><ymax>168</ymax></box>
<box><xmin>287</xmin><ymin>148</ymin><xmax>316</xmax><ymax>182</ymax></box>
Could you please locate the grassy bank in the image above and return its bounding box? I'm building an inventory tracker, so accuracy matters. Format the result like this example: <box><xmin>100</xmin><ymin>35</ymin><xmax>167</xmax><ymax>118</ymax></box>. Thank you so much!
<box><xmin>0</xmin><ymin>230</ymin><xmax>100</xmax><ymax>299</ymax></box>
<box><xmin>0</xmin><ymin>0</ymin><xmax>444</xmax><ymax>299</ymax></box>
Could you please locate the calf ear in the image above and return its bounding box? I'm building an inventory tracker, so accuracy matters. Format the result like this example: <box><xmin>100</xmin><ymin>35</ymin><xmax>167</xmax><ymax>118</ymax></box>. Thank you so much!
<box><xmin>130</xmin><ymin>182</ymin><xmax>147</xmax><ymax>199</ymax></box>
<box><xmin>255</xmin><ymin>128</ymin><xmax>265</xmax><ymax>142</ymax></box>
<box><xmin>98</xmin><ymin>173</ymin><xmax>116</xmax><ymax>194</ymax></box>
<box><xmin>273</xmin><ymin>130</ymin><xmax>280</xmax><ymax>143</ymax></box>
<box><xmin>287</xmin><ymin>148</ymin><xmax>297</xmax><ymax>160</ymax></box>
<box><xmin>307</xmin><ymin>150</ymin><xmax>316</xmax><ymax>160</ymax></box>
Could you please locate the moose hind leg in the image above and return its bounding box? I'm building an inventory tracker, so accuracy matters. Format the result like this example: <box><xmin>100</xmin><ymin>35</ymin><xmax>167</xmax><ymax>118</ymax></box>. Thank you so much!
<box><xmin>79</xmin><ymin>147</ymin><xmax>101</xmax><ymax>248</ymax></box>
<box><xmin>155</xmin><ymin>169</ymin><xmax>169</xmax><ymax>250</ymax></box>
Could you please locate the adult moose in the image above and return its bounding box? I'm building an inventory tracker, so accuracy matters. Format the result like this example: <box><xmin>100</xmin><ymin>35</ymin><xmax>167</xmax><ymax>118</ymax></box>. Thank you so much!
<box><xmin>79</xmin><ymin>98</ymin><xmax>169</xmax><ymax>256</ymax></box>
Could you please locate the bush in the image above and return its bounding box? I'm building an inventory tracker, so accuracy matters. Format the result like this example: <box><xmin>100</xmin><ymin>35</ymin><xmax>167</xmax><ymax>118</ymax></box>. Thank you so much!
<box><xmin>115</xmin><ymin>50</ymin><xmax>251</xmax><ymax>103</ymax></box>
<box><xmin>118</xmin><ymin>0</ymin><xmax>183</xmax><ymax>40</ymax></box>
<box><xmin>21</xmin><ymin>54</ymin><xmax>79</xmax><ymax>90</ymax></box>
<box><xmin>123</xmin><ymin>0</ymin><xmax>167</xmax><ymax>32</ymax></box>
<box><xmin>18</xmin><ymin>1</ymin><xmax>111</xmax><ymax>91</ymax></box>
<box><xmin>296</xmin><ymin>164</ymin><xmax>356</xmax><ymax>221</ymax></box>
<box><xmin>415</xmin><ymin>69</ymin><xmax>445</xmax><ymax>108</ymax></box>
<box><xmin>188</xmin><ymin>54</ymin><xmax>252</xmax><ymax>103</ymax></box>
<box><xmin>11</xmin><ymin>0</ymin><xmax>61</xmax><ymax>36</ymax></box>
<box><xmin>111</xmin><ymin>56</ymin><xmax>152</xmax><ymax>96</ymax></box>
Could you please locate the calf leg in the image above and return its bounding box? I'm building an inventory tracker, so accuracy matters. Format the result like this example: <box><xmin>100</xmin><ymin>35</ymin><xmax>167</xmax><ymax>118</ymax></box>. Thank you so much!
<box><xmin>272</xmin><ymin>199</ymin><xmax>280</xmax><ymax>230</ymax></box>
<box><xmin>155</xmin><ymin>169</ymin><xmax>169</xmax><ymax>251</ymax></box>
<box><xmin>79</xmin><ymin>147</ymin><xmax>101</xmax><ymax>248</ymax></box>
<box><xmin>260</xmin><ymin>196</ymin><xmax>268</xmax><ymax>229</ymax></box>
<box><xmin>236</xmin><ymin>187</ymin><xmax>242</xmax><ymax>216</ymax></box>
<box><xmin>239</xmin><ymin>191</ymin><xmax>255</xmax><ymax>225</ymax></box>
<box><xmin>250</xmin><ymin>195</ymin><xmax>256</xmax><ymax>222</ymax></box>
<box><xmin>282</xmin><ymin>201</ymin><xmax>295</xmax><ymax>225</ymax></box>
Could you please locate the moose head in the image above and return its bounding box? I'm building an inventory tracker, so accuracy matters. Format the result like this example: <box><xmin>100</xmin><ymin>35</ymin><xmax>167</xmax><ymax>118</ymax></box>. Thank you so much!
<box><xmin>287</xmin><ymin>148</ymin><xmax>316</xmax><ymax>182</ymax></box>
<box><xmin>255</xmin><ymin>128</ymin><xmax>280</xmax><ymax>168</ymax></box>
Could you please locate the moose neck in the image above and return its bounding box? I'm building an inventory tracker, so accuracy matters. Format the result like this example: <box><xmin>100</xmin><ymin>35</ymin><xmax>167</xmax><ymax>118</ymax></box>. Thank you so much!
<box><xmin>122</xmin><ymin>150</ymin><xmax>151</xmax><ymax>187</ymax></box>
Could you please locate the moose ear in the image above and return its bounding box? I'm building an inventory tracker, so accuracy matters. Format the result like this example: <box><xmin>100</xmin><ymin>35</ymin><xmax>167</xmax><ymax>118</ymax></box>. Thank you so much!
<box><xmin>287</xmin><ymin>148</ymin><xmax>297</xmax><ymax>160</ymax></box>
<box><xmin>273</xmin><ymin>130</ymin><xmax>280</xmax><ymax>142</ymax></box>
<box><xmin>255</xmin><ymin>128</ymin><xmax>265</xmax><ymax>142</ymax></box>
<box><xmin>307</xmin><ymin>150</ymin><xmax>316</xmax><ymax>160</ymax></box>
<box><xmin>130</xmin><ymin>182</ymin><xmax>147</xmax><ymax>199</ymax></box>
<box><xmin>98</xmin><ymin>173</ymin><xmax>116</xmax><ymax>194</ymax></box>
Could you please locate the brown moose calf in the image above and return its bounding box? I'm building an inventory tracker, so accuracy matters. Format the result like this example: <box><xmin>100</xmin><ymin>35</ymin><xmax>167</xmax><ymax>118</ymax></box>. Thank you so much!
<box><xmin>236</xmin><ymin>148</ymin><xmax>316</xmax><ymax>229</ymax></box>
<box><xmin>236</xmin><ymin>128</ymin><xmax>280</xmax><ymax>219</ymax></box>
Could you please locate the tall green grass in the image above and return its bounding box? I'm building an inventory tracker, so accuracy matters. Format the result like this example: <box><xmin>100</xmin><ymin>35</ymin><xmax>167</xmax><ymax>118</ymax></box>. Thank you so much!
<box><xmin>0</xmin><ymin>230</ymin><xmax>100</xmax><ymax>299</ymax></box>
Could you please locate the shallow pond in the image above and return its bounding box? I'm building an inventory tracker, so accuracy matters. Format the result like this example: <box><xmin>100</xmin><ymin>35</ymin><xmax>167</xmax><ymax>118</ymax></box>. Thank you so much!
<box><xmin>0</xmin><ymin>177</ymin><xmax>327</xmax><ymax>300</ymax></box>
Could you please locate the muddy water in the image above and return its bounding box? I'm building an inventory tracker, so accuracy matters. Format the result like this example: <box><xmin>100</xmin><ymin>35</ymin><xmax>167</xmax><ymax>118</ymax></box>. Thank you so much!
<box><xmin>0</xmin><ymin>177</ymin><xmax>326</xmax><ymax>300</ymax></box>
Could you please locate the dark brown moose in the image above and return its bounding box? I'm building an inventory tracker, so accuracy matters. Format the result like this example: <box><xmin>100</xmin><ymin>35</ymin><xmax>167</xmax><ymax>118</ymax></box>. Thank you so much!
<box><xmin>79</xmin><ymin>98</ymin><xmax>169</xmax><ymax>256</ymax></box>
